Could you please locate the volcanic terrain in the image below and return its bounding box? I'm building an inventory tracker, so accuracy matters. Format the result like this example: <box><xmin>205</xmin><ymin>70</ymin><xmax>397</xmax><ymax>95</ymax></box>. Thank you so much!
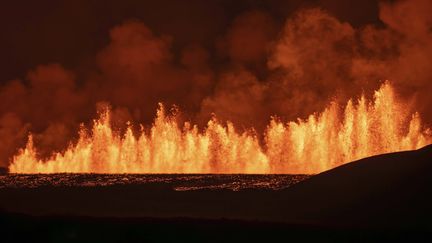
<box><xmin>1</xmin><ymin>145</ymin><xmax>431</xmax><ymax>242</ymax></box>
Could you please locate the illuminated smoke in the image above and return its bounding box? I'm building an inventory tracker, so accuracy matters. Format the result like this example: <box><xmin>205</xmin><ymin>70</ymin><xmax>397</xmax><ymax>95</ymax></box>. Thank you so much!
<box><xmin>1</xmin><ymin>0</ymin><xmax>432</xmax><ymax>169</ymax></box>
<box><xmin>9</xmin><ymin>83</ymin><xmax>431</xmax><ymax>174</ymax></box>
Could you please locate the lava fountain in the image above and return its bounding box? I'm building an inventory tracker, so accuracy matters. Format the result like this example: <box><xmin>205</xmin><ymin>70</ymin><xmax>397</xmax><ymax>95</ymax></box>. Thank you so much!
<box><xmin>9</xmin><ymin>82</ymin><xmax>431</xmax><ymax>174</ymax></box>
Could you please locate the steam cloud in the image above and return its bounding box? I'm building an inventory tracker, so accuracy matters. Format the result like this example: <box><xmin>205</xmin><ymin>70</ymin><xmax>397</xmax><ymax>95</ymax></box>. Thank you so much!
<box><xmin>1</xmin><ymin>0</ymin><xmax>431</xmax><ymax>166</ymax></box>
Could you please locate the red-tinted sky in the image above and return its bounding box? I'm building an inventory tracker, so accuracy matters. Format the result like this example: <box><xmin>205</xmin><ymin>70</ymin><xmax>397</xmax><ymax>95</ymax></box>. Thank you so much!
<box><xmin>1</xmin><ymin>0</ymin><xmax>432</xmax><ymax>166</ymax></box>
<box><xmin>0</xmin><ymin>0</ymin><xmax>380</xmax><ymax>83</ymax></box>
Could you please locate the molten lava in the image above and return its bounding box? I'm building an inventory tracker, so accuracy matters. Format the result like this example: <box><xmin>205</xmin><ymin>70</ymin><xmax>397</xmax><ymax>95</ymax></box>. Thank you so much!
<box><xmin>9</xmin><ymin>83</ymin><xmax>431</xmax><ymax>174</ymax></box>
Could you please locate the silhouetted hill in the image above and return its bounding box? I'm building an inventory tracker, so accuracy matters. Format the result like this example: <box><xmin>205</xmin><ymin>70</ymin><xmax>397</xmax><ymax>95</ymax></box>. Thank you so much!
<box><xmin>0</xmin><ymin>145</ymin><xmax>431</xmax><ymax>241</ymax></box>
<box><xmin>269</xmin><ymin>144</ymin><xmax>432</xmax><ymax>228</ymax></box>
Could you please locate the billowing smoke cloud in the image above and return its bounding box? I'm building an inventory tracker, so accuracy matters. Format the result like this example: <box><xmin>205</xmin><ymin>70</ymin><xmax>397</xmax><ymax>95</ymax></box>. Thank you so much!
<box><xmin>0</xmin><ymin>0</ymin><xmax>431</xmax><ymax>166</ymax></box>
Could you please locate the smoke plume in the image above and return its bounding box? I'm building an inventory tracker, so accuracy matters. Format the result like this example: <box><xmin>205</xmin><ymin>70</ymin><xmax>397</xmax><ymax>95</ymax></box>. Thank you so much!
<box><xmin>0</xmin><ymin>0</ymin><xmax>431</xmax><ymax>166</ymax></box>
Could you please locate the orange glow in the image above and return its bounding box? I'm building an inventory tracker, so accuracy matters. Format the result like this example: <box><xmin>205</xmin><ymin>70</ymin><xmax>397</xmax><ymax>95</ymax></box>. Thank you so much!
<box><xmin>9</xmin><ymin>82</ymin><xmax>431</xmax><ymax>174</ymax></box>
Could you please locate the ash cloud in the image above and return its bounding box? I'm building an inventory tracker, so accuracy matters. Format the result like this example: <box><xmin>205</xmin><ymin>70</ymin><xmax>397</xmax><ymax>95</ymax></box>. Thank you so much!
<box><xmin>0</xmin><ymin>0</ymin><xmax>431</xmax><ymax>166</ymax></box>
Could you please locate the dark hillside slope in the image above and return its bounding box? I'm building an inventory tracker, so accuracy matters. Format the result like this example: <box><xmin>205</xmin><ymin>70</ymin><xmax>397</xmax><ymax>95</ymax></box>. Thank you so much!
<box><xmin>271</xmin><ymin>144</ymin><xmax>432</xmax><ymax>228</ymax></box>
<box><xmin>0</xmin><ymin>145</ymin><xmax>431</xmax><ymax>229</ymax></box>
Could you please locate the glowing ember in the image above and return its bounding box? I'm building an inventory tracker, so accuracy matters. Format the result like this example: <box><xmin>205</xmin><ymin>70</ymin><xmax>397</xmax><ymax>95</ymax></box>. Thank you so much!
<box><xmin>9</xmin><ymin>82</ymin><xmax>431</xmax><ymax>174</ymax></box>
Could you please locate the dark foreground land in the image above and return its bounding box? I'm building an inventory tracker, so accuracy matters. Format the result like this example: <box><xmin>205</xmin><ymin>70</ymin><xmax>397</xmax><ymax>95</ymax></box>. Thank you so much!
<box><xmin>1</xmin><ymin>145</ymin><xmax>432</xmax><ymax>242</ymax></box>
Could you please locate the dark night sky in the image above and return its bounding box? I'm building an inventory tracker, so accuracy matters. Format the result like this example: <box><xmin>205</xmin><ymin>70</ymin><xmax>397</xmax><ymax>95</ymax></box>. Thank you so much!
<box><xmin>2</xmin><ymin>0</ymin><xmax>432</xmax><ymax>166</ymax></box>
<box><xmin>0</xmin><ymin>0</ymin><xmax>380</xmax><ymax>83</ymax></box>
